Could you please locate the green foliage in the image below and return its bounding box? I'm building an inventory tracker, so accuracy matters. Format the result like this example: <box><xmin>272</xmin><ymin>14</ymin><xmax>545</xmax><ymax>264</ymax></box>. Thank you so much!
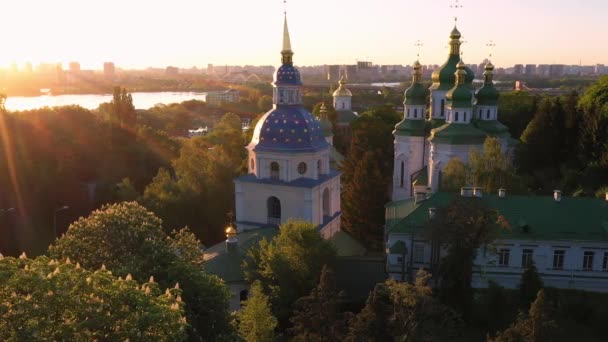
<box><xmin>242</xmin><ymin>220</ymin><xmax>336</xmax><ymax>322</ymax></box>
<box><xmin>112</xmin><ymin>177</ymin><xmax>140</xmax><ymax>202</ymax></box>
<box><xmin>48</xmin><ymin>201</ymin><xmax>232</xmax><ymax>340</ymax></box>
<box><xmin>110</xmin><ymin>86</ymin><xmax>136</xmax><ymax>129</ymax></box>
<box><xmin>168</xmin><ymin>227</ymin><xmax>204</xmax><ymax>266</ymax></box>
<box><xmin>237</xmin><ymin>281</ymin><xmax>278</xmax><ymax>342</ymax></box>
<box><xmin>0</xmin><ymin>255</ymin><xmax>186</xmax><ymax>341</ymax></box>
<box><xmin>495</xmin><ymin>289</ymin><xmax>556</xmax><ymax>342</ymax></box>
<box><xmin>426</xmin><ymin>197</ymin><xmax>502</xmax><ymax>317</ymax></box>
<box><xmin>497</xmin><ymin>91</ymin><xmax>539</xmax><ymax>139</ymax></box>
<box><xmin>341</xmin><ymin>112</ymin><xmax>395</xmax><ymax>250</ymax></box>
<box><xmin>347</xmin><ymin>270</ymin><xmax>462</xmax><ymax>341</ymax></box>
<box><xmin>470</xmin><ymin>137</ymin><xmax>519</xmax><ymax>194</ymax></box>
<box><xmin>289</xmin><ymin>265</ymin><xmax>353</xmax><ymax>341</ymax></box>
<box><xmin>441</xmin><ymin>158</ymin><xmax>468</xmax><ymax>192</ymax></box>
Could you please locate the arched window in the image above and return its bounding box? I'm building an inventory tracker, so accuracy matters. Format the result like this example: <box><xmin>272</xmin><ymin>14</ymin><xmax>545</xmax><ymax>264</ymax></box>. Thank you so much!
<box><xmin>317</xmin><ymin>160</ymin><xmax>322</xmax><ymax>175</ymax></box>
<box><xmin>342</xmin><ymin>102</ymin><xmax>345</xmax><ymax>109</ymax></box>
<box><xmin>279</xmin><ymin>90</ymin><xmax>285</xmax><ymax>104</ymax></box>
<box><xmin>322</xmin><ymin>188</ymin><xmax>331</xmax><ymax>220</ymax></box>
<box><xmin>440</xmin><ymin>99</ymin><xmax>445</xmax><ymax>117</ymax></box>
<box><xmin>400</xmin><ymin>162</ymin><xmax>405</xmax><ymax>187</ymax></box>
<box><xmin>486</xmin><ymin>109</ymin><xmax>491</xmax><ymax>119</ymax></box>
<box><xmin>455</xmin><ymin>112</ymin><xmax>459</xmax><ymax>122</ymax></box>
<box><xmin>267</xmin><ymin>196</ymin><xmax>281</xmax><ymax>225</ymax></box>
<box><xmin>297</xmin><ymin>162</ymin><xmax>307</xmax><ymax>175</ymax></box>
<box><xmin>270</xmin><ymin>162</ymin><xmax>280</xmax><ymax>180</ymax></box>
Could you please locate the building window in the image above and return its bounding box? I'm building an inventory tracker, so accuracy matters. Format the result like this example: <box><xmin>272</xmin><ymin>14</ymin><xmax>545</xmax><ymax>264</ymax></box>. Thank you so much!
<box><xmin>414</xmin><ymin>245</ymin><xmax>424</xmax><ymax>263</ymax></box>
<box><xmin>397</xmin><ymin>256</ymin><xmax>404</xmax><ymax>264</ymax></box>
<box><xmin>486</xmin><ymin>109</ymin><xmax>491</xmax><ymax>119</ymax></box>
<box><xmin>455</xmin><ymin>112</ymin><xmax>459</xmax><ymax>122</ymax></box>
<box><xmin>583</xmin><ymin>251</ymin><xmax>594</xmax><ymax>271</ymax></box>
<box><xmin>400</xmin><ymin>162</ymin><xmax>404</xmax><ymax>188</ymax></box>
<box><xmin>414</xmin><ymin>108</ymin><xmax>418</xmax><ymax>118</ymax></box>
<box><xmin>270</xmin><ymin>162</ymin><xmax>280</xmax><ymax>180</ymax></box>
<box><xmin>479</xmin><ymin>109</ymin><xmax>482</xmax><ymax>118</ymax></box>
<box><xmin>297</xmin><ymin>162</ymin><xmax>307</xmax><ymax>175</ymax></box>
<box><xmin>267</xmin><ymin>196</ymin><xmax>281</xmax><ymax>225</ymax></box>
<box><xmin>407</xmin><ymin>108</ymin><xmax>410</xmax><ymax>118</ymax></box>
<box><xmin>553</xmin><ymin>250</ymin><xmax>565</xmax><ymax>270</ymax></box>
<box><xmin>498</xmin><ymin>248</ymin><xmax>510</xmax><ymax>267</ymax></box>
<box><xmin>440</xmin><ymin>99</ymin><xmax>445</xmax><ymax>117</ymax></box>
<box><xmin>464</xmin><ymin>112</ymin><xmax>467</xmax><ymax>122</ymax></box>
<box><xmin>522</xmin><ymin>249</ymin><xmax>533</xmax><ymax>268</ymax></box>
<box><xmin>342</xmin><ymin>102</ymin><xmax>345</xmax><ymax>109</ymax></box>
<box><xmin>603</xmin><ymin>252</ymin><xmax>608</xmax><ymax>271</ymax></box>
<box><xmin>279</xmin><ymin>90</ymin><xmax>284</xmax><ymax>104</ymax></box>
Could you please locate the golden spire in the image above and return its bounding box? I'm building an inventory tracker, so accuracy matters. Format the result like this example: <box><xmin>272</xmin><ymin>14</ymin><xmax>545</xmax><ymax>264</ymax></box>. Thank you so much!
<box><xmin>281</xmin><ymin>14</ymin><xmax>294</xmax><ymax>64</ymax></box>
<box><xmin>455</xmin><ymin>59</ymin><xmax>466</xmax><ymax>85</ymax></box>
<box><xmin>413</xmin><ymin>60</ymin><xmax>422</xmax><ymax>83</ymax></box>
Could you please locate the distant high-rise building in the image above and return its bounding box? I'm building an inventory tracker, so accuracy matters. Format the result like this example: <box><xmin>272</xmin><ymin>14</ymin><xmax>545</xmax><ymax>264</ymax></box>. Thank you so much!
<box><xmin>537</xmin><ymin>64</ymin><xmax>550</xmax><ymax>77</ymax></box>
<box><xmin>165</xmin><ymin>66</ymin><xmax>179</xmax><ymax>75</ymax></box>
<box><xmin>595</xmin><ymin>64</ymin><xmax>606</xmax><ymax>75</ymax></box>
<box><xmin>525</xmin><ymin>64</ymin><xmax>537</xmax><ymax>75</ymax></box>
<box><xmin>513</xmin><ymin>64</ymin><xmax>524</xmax><ymax>75</ymax></box>
<box><xmin>69</xmin><ymin>62</ymin><xmax>81</xmax><ymax>73</ymax></box>
<box><xmin>103</xmin><ymin>62</ymin><xmax>115</xmax><ymax>79</ymax></box>
<box><xmin>326</xmin><ymin>65</ymin><xmax>341</xmax><ymax>82</ymax></box>
<box><xmin>207</xmin><ymin>63</ymin><xmax>214</xmax><ymax>74</ymax></box>
<box><xmin>549</xmin><ymin>64</ymin><xmax>565</xmax><ymax>77</ymax></box>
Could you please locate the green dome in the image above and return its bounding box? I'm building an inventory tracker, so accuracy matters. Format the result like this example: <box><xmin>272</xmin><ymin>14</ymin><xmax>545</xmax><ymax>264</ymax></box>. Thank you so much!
<box><xmin>475</xmin><ymin>61</ymin><xmax>499</xmax><ymax>106</ymax></box>
<box><xmin>429</xmin><ymin>122</ymin><xmax>487</xmax><ymax>145</ymax></box>
<box><xmin>394</xmin><ymin>118</ymin><xmax>426</xmax><ymax>137</ymax></box>
<box><xmin>431</xmin><ymin>55</ymin><xmax>475</xmax><ymax>91</ymax></box>
<box><xmin>404</xmin><ymin>61</ymin><xmax>428</xmax><ymax>106</ymax></box>
<box><xmin>446</xmin><ymin>61</ymin><xmax>472</xmax><ymax>108</ymax></box>
<box><xmin>475</xmin><ymin>84</ymin><xmax>499</xmax><ymax>106</ymax></box>
<box><xmin>431</xmin><ymin>26</ymin><xmax>474</xmax><ymax>91</ymax></box>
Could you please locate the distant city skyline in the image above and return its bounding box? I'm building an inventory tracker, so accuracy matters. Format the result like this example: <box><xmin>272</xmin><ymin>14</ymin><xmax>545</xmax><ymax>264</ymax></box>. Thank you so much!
<box><xmin>1</xmin><ymin>0</ymin><xmax>606</xmax><ymax>70</ymax></box>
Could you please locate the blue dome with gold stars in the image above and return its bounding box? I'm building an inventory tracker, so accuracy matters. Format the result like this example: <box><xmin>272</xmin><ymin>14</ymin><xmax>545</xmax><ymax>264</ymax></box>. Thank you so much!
<box><xmin>250</xmin><ymin>106</ymin><xmax>327</xmax><ymax>153</ymax></box>
<box><xmin>274</xmin><ymin>64</ymin><xmax>302</xmax><ymax>86</ymax></box>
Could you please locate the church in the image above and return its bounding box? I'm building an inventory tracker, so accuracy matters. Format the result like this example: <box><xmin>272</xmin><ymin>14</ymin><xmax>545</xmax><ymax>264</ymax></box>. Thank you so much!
<box><xmin>391</xmin><ymin>25</ymin><xmax>512</xmax><ymax>200</ymax></box>
<box><xmin>385</xmin><ymin>25</ymin><xmax>608</xmax><ymax>292</ymax></box>
<box><xmin>233</xmin><ymin>15</ymin><xmax>341</xmax><ymax>238</ymax></box>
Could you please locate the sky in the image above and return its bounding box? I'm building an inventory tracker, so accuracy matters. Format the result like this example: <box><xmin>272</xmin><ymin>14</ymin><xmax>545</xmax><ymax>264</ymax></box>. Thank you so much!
<box><xmin>0</xmin><ymin>0</ymin><xmax>606</xmax><ymax>70</ymax></box>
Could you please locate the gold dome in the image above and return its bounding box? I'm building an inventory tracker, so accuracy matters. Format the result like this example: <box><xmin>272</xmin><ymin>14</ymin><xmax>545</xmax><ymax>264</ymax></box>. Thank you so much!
<box><xmin>332</xmin><ymin>76</ymin><xmax>352</xmax><ymax>97</ymax></box>
<box><xmin>225</xmin><ymin>225</ymin><xmax>237</xmax><ymax>237</ymax></box>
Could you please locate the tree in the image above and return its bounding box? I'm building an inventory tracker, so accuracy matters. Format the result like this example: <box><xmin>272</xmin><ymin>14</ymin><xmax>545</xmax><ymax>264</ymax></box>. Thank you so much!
<box><xmin>470</xmin><ymin>137</ymin><xmax>518</xmax><ymax>194</ymax></box>
<box><xmin>289</xmin><ymin>265</ymin><xmax>353</xmax><ymax>341</ymax></box>
<box><xmin>243</xmin><ymin>220</ymin><xmax>336</xmax><ymax>322</ymax></box>
<box><xmin>426</xmin><ymin>197</ymin><xmax>503</xmax><ymax>317</ymax></box>
<box><xmin>341</xmin><ymin>151</ymin><xmax>387</xmax><ymax>248</ymax></box>
<box><xmin>495</xmin><ymin>289</ymin><xmax>556</xmax><ymax>342</ymax></box>
<box><xmin>110</xmin><ymin>86</ymin><xmax>136</xmax><ymax>130</ymax></box>
<box><xmin>112</xmin><ymin>177</ymin><xmax>139</xmax><ymax>202</ymax></box>
<box><xmin>519</xmin><ymin>263</ymin><xmax>543</xmax><ymax>311</ymax></box>
<box><xmin>237</xmin><ymin>281</ymin><xmax>278</xmax><ymax>342</ymax></box>
<box><xmin>48</xmin><ymin>202</ymin><xmax>232</xmax><ymax>341</ymax></box>
<box><xmin>347</xmin><ymin>270</ymin><xmax>462</xmax><ymax>341</ymax></box>
<box><xmin>441</xmin><ymin>158</ymin><xmax>468</xmax><ymax>192</ymax></box>
<box><xmin>0</xmin><ymin>255</ymin><xmax>186</xmax><ymax>341</ymax></box>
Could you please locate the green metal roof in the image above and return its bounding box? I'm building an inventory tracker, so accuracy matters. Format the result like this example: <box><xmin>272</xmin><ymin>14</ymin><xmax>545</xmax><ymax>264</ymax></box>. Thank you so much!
<box><xmin>404</xmin><ymin>82</ymin><xmax>428</xmax><ymax>106</ymax></box>
<box><xmin>429</xmin><ymin>122</ymin><xmax>487</xmax><ymax>145</ymax></box>
<box><xmin>412</xmin><ymin>166</ymin><xmax>428</xmax><ymax>187</ymax></box>
<box><xmin>394</xmin><ymin>118</ymin><xmax>426</xmax><ymax>137</ymax></box>
<box><xmin>389</xmin><ymin>240</ymin><xmax>406</xmax><ymax>254</ymax></box>
<box><xmin>387</xmin><ymin>192</ymin><xmax>608</xmax><ymax>242</ymax></box>
<box><xmin>336</xmin><ymin>110</ymin><xmax>358</xmax><ymax>124</ymax></box>
<box><xmin>428</xmin><ymin>118</ymin><xmax>446</xmax><ymax>129</ymax></box>
<box><xmin>474</xmin><ymin>120</ymin><xmax>511</xmax><ymax>137</ymax></box>
<box><xmin>203</xmin><ymin>227</ymin><xmax>279</xmax><ymax>282</ymax></box>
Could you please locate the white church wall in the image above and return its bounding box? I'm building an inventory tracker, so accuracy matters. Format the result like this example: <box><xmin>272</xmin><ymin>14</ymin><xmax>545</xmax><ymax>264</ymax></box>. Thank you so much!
<box><xmin>392</xmin><ymin>136</ymin><xmax>426</xmax><ymax>201</ymax></box>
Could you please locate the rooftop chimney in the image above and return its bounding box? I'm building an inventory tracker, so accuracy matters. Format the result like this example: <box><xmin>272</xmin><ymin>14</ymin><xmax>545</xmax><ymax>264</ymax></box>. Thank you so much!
<box><xmin>473</xmin><ymin>187</ymin><xmax>483</xmax><ymax>198</ymax></box>
<box><xmin>553</xmin><ymin>190</ymin><xmax>562</xmax><ymax>202</ymax></box>
<box><xmin>428</xmin><ymin>207</ymin><xmax>436</xmax><ymax>219</ymax></box>
<box><xmin>460</xmin><ymin>187</ymin><xmax>473</xmax><ymax>197</ymax></box>
<box><xmin>498</xmin><ymin>188</ymin><xmax>506</xmax><ymax>198</ymax></box>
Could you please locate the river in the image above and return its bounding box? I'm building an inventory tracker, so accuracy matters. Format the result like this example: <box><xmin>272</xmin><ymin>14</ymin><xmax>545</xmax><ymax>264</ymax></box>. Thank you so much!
<box><xmin>4</xmin><ymin>91</ymin><xmax>210</xmax><ymax>111</ymax></box>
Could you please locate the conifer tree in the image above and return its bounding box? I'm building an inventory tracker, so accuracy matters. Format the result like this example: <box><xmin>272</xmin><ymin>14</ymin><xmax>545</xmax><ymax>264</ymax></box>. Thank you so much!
<box><xmin>519</xmin><ymin>263</ymin><xmax>544</xmax><ymax>311</ymax></box>
<box><xmin>237</xmin><ymin>281</ymin><xmax>278</xmax><ymax>342</ymax></box>
<box><xmin>289</xmin><ymin>265</ymin><xmax>353</xmax><ymax>341</ymax></box>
